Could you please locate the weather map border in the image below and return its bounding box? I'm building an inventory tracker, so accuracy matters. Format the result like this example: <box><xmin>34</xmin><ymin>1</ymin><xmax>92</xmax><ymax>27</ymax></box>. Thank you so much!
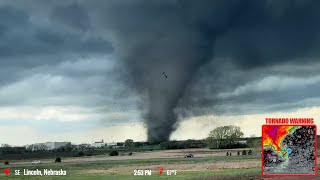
<box><xmin>261</xmin><ymin>124</ymin><xmax>317</xmax><ymax>177</ymax></box>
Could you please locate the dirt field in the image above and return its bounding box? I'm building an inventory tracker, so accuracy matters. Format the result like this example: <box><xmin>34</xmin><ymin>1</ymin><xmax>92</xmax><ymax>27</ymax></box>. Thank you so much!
<box><xmin>101</xmin><ymin>159</ymin><xmax>260</xmax><ymax>174</ymax></box>
<box><xmin>5</xmin><ymin>148</ymin><xmax>317</xmax><ymax>179</ymax></box>
<box><xmin>9</xmin><ymin>148</ymin><xmax>259</xmax><ymax>166</ymax></box>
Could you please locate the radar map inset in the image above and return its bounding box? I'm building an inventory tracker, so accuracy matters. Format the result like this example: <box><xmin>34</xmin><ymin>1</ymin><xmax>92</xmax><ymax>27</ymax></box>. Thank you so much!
<box><xmin>262</xmin><ymin>125</ymin><xmax>317</xmax><ymax>176</ymax></box>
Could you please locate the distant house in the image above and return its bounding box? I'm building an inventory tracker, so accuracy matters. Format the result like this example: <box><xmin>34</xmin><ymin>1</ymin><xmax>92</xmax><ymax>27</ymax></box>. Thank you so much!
<box><xmin>107</xmin><ymin>142</ymin><xmax>117</xmax><ymax>148</ymax></box>
<box><xmin>77</xmin><ymin>143</ymin><xmax>91</xmax><ymax>149</ymax></box>
<box><xmin>116</xmin><ymin>142</ymin><xmax>125</xmax><ymax>149</ymax></box>
<box><xmin>117</xmin><ymin>142</ymin><xmax>124</xmax><ymax>146</ymax></box>
<box><xmin>106</xmin><ymin>142</ymin><xmax>125</xmax><ymax>149</ymax></box>
<box><xmin>72</xmin><ymin>143</ymin><xmax>91</xmax><ymax>150</ymax></box>
<box><xmin>91</xmin><ymin>140</ymin><xmax>106</xmax><ymax>148</ymax></box>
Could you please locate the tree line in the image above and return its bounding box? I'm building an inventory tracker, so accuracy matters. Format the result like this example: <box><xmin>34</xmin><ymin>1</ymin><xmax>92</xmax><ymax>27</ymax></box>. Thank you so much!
<box><xmin>0</xmin><ymin>125</ymin><xmax>261</xmax><ymax>155</ymax></box>
<box><xmin>207</xmin><ymin>125</ymin><xmax>246</xmax><ymax>149</ymax></box>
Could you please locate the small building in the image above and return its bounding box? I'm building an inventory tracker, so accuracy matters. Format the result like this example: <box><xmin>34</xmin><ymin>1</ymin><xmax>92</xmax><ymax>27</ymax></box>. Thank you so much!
<box><xmin>117</xmin><ymin>142</ymin><xmax>124</xmax><ymax>146</ymax></box>
<box><xmin>77</xmin><ymin>143</ymin><xmax>91</xmax><ymax>149</ymax></box>
<box><xmin>91</xmin><ymin>139</ymin><xmax>106</xmax><ymax>148</ymax></box>
<box><xmin>106</xmin><ymin>142</ymin><xmax>125</xmax><ymax>149</ymax></box>
<box><xmin>106</xmin><ymin>142</ymin><xmax>117</xmax><ymax>148</ymax></box>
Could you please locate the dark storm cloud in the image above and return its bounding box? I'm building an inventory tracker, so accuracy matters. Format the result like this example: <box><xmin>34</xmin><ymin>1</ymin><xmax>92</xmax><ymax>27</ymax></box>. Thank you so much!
<box><xmin>213</xmin><ymin>0</ymin><xmax>320</xmax><ymax>69</ymax></box>
<box><xmin>180</xmin><ymin>61</ymin><xmax>320</xmax><ymax>117</ymax></box>
<box><xmin>51</xmin><ymin>2</ymin><xmax>90</xmax><ymax>31</ymax></box>
<box><xmin>0</xmin><ymin>1</ymin><xmax>136</xmax><ymax>128</ymax></box>
<box><xmin>0</xmin><ymin>3</ymin><xmax>113</xmax><ymax>59</ymax></box>
<box><xmin>1</xmin><ymin>0</ymin><xmax>320</xmax><ymax>143</ymax></box>
<box><xmin>0</xmin><ymin>2</ymin><xmax>115</xmax><ymax>98</ymax></box>
<box><xmin>88</xmin><ymin>0</ymin><xmax>320</xmax><ymax>142</ymax></box>
<box><xmin>0</xmin><ymin>6</ymin><xmax>28</xmax><ymax>28</ymax></box>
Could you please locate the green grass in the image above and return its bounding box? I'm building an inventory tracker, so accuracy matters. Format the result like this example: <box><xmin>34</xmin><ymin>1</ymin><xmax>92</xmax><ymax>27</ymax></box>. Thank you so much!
<box><xmin>6</xmin><ymin>155</ymin><xmax>260</xmax><ymax>169</ymax></box>
<box><xmin>1</xmin><ymin>168</ymin><xmax>261</xmax><ymax>180</ymax></box>
<box><xmin>0</xmin><ymin>156</ymin><xmax>261</xmax><ymax>179</ymax></box>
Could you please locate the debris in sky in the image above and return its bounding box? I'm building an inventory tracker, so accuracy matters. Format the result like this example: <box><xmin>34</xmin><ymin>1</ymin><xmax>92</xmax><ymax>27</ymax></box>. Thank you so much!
<box><xmin>162</xmin><ymin>72</ymin><xmax>167</xmax><ymax>78</ymax></box>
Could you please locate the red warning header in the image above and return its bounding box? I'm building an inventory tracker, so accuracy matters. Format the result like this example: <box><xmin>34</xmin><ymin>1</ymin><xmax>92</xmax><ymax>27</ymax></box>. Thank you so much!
<box><xmin>265</xmin><ymin>118</ymin><xmax>314</xmax><ymax>124</ymax></box>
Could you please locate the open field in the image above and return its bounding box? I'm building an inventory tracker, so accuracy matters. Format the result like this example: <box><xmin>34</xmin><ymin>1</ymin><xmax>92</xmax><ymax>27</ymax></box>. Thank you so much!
<box><xmin>0</xmin><ymin>148</ymin><xmax>318</xmax><ymax>179</ymax></box>
<box><xmin>6</xmin><ymin>148</ymin><xmax>260</xmax><ymax>165</ymax></box>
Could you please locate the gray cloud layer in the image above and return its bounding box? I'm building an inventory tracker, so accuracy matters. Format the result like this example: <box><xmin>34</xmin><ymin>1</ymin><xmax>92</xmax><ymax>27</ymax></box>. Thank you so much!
<box><xmin>1</xmin><ymin>0</ymin><xmax>320</xmax><ymax>142</ymax></box>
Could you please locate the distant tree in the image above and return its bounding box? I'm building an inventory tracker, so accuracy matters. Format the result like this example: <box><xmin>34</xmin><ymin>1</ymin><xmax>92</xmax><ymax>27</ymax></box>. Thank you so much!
<box><xmin>242</xmin><ymin>150</ymin><xmax>247</xmax><ymax>155</ymax></box>
<box><xmin>78</xmin><ymin>151</ymin><xmax>85</xmax><ymax>157</ymax></box>
<box><xmin>4</xmin><ymin>160</ymin><xmax>9</xmax><ymax>165</ymax></box>
<box><xmin>57</xmin><ymin>147</ymin><xmax>66</xmax><ymax>152</ymax></box>
<box><xmin>125</xmin><ymin>139</ymin><xmax>134</xmax><ymax>150</ymax></box>
<box><xmin>58</xmin><ymin>144</ymin><xmax>73</xmax><ymax>152</ymax></box>
<box><xmin>160</xmin><ymin>141</ymin><xmax>170</xmax><ymax>150</ymax></box>
<box><xmin>248</xmin><ymin>149</ymin><xmax>253</xmax><ymax>155</ymax></box>
<box><xmin>1</xmin><ymin>145</ymin><xmax>26</xmax><ymax>154</ymax></box>
<box><xmin>55</xmin><ymin>157</ymin><xmax>61</xmax><ymax>163</ymax></box>
<box><xmin>247</xmin><ymin>134</ymin><xmax>261</xmax><ymax>148</ymax></box>
<box><xmin>33</xmin><ymin>144</ymin><xmax>48</xmax><ymax>151</ymax></box>
<box><xmin>1</xmin><ymin>144</ymin><xmax>11</xmax><ymax>148</ymax></box>
<box><xmin>0</xmin><ymin>144</ymin><xmax>11</xmax><ymax>154</ymax></box>
<box><xmin>109</xmin><ymin>151</ymin><xmax>119</xmax><ymax>156</ymax></box>
<box><xmin>184</xmin><ymin>139</ymin><xmax>192</xmax><ymax>148</ymax></box>
<box><xmin>26</xmin><ymin>145</ymin><xmax>33</xmax><ymax>152</ymax></box>
<box><xmin>134</xmin><ymin>142</ymin><xmax>143</xmax><ymax>148</ymax></box>
<box><xmin>237</xmin><ymin>151</ymin><xmax>240</xmax><ymax>156</ymax></box>
<box><xmin>207</xmin><ymin>125</ymin><xmax>244</xmax><ymax>149</ymax></box>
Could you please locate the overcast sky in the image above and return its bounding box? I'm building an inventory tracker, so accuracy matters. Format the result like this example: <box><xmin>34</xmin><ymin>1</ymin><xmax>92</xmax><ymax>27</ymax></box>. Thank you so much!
<box><xmin>1</xmin><ymin>0</ymin><xmax>320</xmax><ymax>145</ymax></box>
